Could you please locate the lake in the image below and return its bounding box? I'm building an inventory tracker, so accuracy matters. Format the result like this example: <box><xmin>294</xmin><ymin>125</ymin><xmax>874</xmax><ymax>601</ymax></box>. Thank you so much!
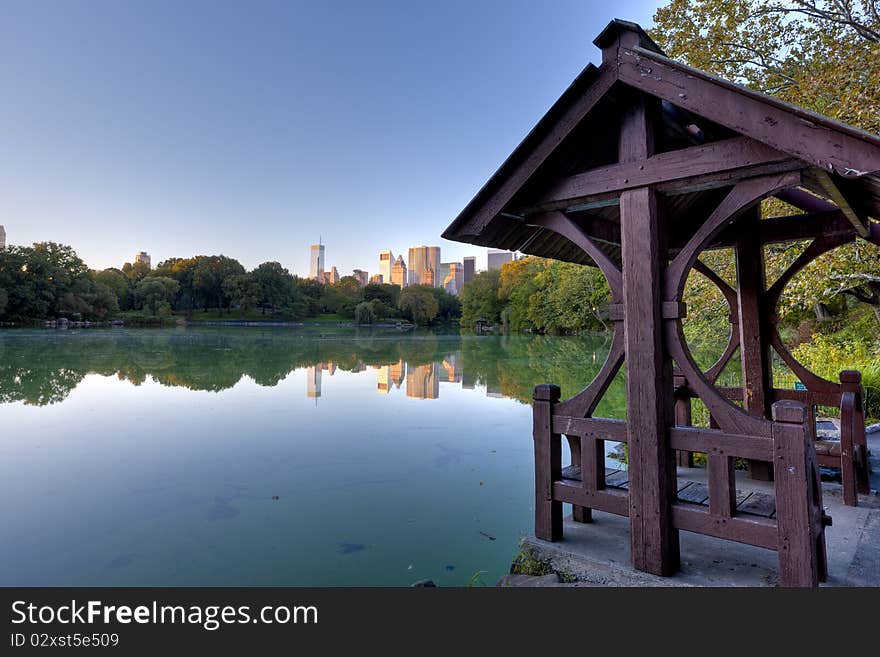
<box><xmin>0</xmin><ymin>326</ymin><xmax>627</xmax><ymax>586</ymax></box>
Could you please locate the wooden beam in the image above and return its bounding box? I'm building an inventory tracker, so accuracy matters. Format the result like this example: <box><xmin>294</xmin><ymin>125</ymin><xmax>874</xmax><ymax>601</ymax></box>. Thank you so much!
<box><xmin>617</xmin><ymin>45</ymin><xmax>880</xmax><ymax>178</ymax></box>
<box><xmin>529</xmin><ymin>137</ymin><xmax>790</xmax><ymax>211</ymax></box>
<box><xmin>808</xmin><ymin>169</ymin><xmax>870</xmax><ymax>237</ymax></box>
<box><xmin>735</xmin><ymin>208</ymin><xmax>775</xmax><ymax>481</ymax></box>
<box><xmin>619</xmin><ymin>94</ymin><xmax>679</xmax><ymax>576</ymax></box>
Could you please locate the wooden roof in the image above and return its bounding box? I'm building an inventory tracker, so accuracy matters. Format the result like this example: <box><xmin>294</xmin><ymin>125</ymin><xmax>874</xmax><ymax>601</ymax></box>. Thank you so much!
<box><xmin>442</xmin><ymin>19</ymin><xmax>880</xmax><ymax>266</ymax></box>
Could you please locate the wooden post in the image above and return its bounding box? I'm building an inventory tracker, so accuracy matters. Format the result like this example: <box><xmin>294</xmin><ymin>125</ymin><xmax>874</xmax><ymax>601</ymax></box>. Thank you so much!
<box><xmin>534</xmin><ymin>384</ymin><xmax>562</xmax><ymax>541</ymax></box>
<box><xmin>840</xmin><ymin>370</ymin><xmax>870</xmax><ymax>495</ymax></box>
<box><xmin>772</xmin><ymin>400</ymin><xmax>821</xmax><ymax>587</ymax></box>
<box><xmin>567</xmin><ymin>435</ymin><xmax>591</xmax><ymax>523</ymax></box>
<box><xmin>619</xmin><ymin>93</ymin><xmax>679</xmax><ymax>576</ymax></box>
<box><xmin>735</xmin><ymin>209</ymin><xmax>774</xmax><ymax>480</ymax></box>
<box><xmin>674</xmin><ymin>373</ymin><xmax>694</xmax><ymax>467</ymax></box>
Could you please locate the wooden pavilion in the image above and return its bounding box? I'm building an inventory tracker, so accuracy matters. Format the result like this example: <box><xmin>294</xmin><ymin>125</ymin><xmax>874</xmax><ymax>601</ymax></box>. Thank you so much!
<box><xmin>442</xmin><ymin>19</ymin><xmax>880</xmax><ymax>586</ymax></box>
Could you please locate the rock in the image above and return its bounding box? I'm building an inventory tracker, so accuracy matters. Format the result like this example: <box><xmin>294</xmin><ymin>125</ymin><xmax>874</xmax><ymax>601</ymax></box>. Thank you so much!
<box><xmin>496</xmin><ymin>573</ymin><xmax>561</xmax><ymax>587</ymax></box>
<box><xmin>410</xmin><ymin>579</ymin><xmax>436</xmax><ymax>587</ymax></box>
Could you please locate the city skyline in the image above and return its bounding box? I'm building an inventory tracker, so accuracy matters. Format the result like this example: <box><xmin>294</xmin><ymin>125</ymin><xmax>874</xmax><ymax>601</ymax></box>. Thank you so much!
<box><xmin>304</xmin><ymin>240</ymin><xmax>514</xmax><ymax>289</ymax></box>
<box><xmin>0</xmin><ymin>2</ymin><xmax>656</xmax><ymax>275</ymax></box>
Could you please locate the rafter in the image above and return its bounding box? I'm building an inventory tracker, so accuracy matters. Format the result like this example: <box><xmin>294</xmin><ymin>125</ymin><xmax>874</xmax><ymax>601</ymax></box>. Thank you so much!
<box><xmin>807</xmin><ymin>169</ymin><xmax>871</xmax><ymax>237</ymax></box>
<box><xmin>526</xmin><ymin>137</ymin><xmax>792</xmax><ymax>213</ymax></box>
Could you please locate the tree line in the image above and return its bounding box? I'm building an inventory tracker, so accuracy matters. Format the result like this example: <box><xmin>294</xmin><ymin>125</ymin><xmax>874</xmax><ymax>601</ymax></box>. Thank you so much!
<box><xmin>0</xmin><ymin>244</ymin><xmax>460</xmax><ymax>325</ymax></box>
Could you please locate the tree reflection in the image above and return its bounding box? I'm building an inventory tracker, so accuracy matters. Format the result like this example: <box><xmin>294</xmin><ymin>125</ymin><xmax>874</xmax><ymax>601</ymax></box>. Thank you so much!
<box><xmin>0</xmin><ymin>328</ymin><xmax>631</xmax><ymax>414</ymax></box>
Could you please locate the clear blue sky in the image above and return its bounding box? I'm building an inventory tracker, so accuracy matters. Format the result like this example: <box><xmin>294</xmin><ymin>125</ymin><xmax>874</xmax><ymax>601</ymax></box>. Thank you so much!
<box><xmin>0</xmin><ymin>0</ymin><xmax>659</xmax><ymax>276</ymax></box>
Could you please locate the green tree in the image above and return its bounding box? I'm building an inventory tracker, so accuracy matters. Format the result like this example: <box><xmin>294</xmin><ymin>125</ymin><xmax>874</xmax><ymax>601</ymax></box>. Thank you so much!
<box><xmin>459</xmin><ymin>269</ymin><xmax>503</xmax><ymax>328</ymax></box>
<box><xmin>354</xmin><ymin>301</ymin><xmax>376</xmax><ymax>324</ymax></box>
<box><xmin>223</xmin><ymin>273</ymin><xmax>260</xmax><ymax>315</ymax></box>
<box><xmin>134</xmin><ymin>277</ymin><xmax>180</xmax><ymax>316</ymax></box>
<box><xmin>398</xmin><ymin>285</ymin><xmax>440</xmax><ymax>325</ymax></box>
<box><xmin>95</xmin><ymin>268</ymin><xmax>130</xmax><ymax>308</ymax></box>
<box><xmin>251</xmin><ymin>261</ymin><xmax>295</xmax><ymax>314</ymax></box>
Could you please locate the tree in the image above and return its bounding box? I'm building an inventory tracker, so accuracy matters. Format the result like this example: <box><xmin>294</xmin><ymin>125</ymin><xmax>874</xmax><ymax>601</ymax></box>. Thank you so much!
<box><xmin>398</xmin><ymin>286</ymin><xmax>440</xmax><ymax>325</ymax></box>
<box><xmin>95</xmin><ymin>268</ymin><xmax>130</xmax><ymax>308</ymax></box>
<box><xmin>354</xmin><ymin>301</ymin><xmax>376</xmax><ymax>324</ymax></box>
<box><xmin>363</xmin><ymin>282</ymin><xmax>400</xmax><ymax>308</ymax></box>
<box><xmin>122</xmin><ymin>261</ymin><xmax>151</xmax><ymax>282</ymax></box>
<box><xmin>426</xmin><ymin>286</ymin><xmax>461</xmax><ymax>323</ymax></box>
<box><xmin>500</xmin><ymin>257</ymin><xmax>547</xmax><ymax>331</ymax></box>
<box><xmin>192</xmin><ymin>255</ymin><xmax>245</xmax><ymax>313</ymax></box>
<box><xmin>134</xmin><ymin>277</ymin><xmax>180</xmax><ymax>316</ymax></box>
<box><xmin>223</xmin><ymin>273</ymin><xmax>260</xmax><ymax>316</ymax></box>
<box><xmin>459</xmin><ymin>269</ymin><xmax>503</xmax><ymax>327</ymax></box>
<box><xmin>0</xmin><ymin>242</ymin><xmax>115</xmax><ymax>320</ymax></box>
<box><xmin>251</xmin><ymin>261</ymin><xmax>295</xmax><ymax>314</ymax></box>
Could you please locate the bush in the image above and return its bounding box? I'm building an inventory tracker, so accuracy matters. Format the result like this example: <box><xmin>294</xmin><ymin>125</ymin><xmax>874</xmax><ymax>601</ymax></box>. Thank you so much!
<box><xmin>354</xmin><ymin>301</ymin><xmax>376</xmax><ymax>324</ymax></box>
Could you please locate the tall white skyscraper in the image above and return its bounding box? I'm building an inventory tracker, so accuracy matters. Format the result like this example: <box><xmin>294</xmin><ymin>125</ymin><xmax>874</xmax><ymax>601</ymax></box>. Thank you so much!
<box><xmin>378</xmin><ymin>250</ymin><xmax>393</xmax><ymax>284</ymax></box>
<box><xmin>309</xmin><ymin>243</ymin><xmax>325</xmax><ymax>280</ymax></box>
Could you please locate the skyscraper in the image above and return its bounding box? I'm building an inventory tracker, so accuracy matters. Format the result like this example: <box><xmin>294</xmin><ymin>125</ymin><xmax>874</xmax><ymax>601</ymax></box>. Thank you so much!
<box><xmin>391</xmin><ymin>255</ymin><xmax>407</xmax><ymax>288</ymax></box>
<box><xmin>463</xmin><ymin>256</ymin><xmax>475</xmax><ymax>285</ymax></box>
<box><xmin>421</xmin><ymin>266</ymin><xmax>435</xmax><ymax>287</ymax></box>
<box><xmin>487</xmin><ymin>249</ymin><xmax>514</xmax><ymax>271</ymax></box>
<box><xmin>369</xmin><ymin>273</ymin><xmax>384</xmax><ymax>284</ymax></box>
<box><xmin>427</xmin><ymin>246</ymin><xmax>441</xmax><ymax>287</ymax></box>
<box><xmin>135</xmin><ymin>251</ymin><xmax>151</xmax><ymax>267</ymax></box>
<box><xmin>323</xmin><ymin>266</ymin><xmax>340</xmax><ymax>285</ymax></box>
<box><xmin>407</xmin><ymin>246</ymin><xmax>441</xmax><ymax>286</ymax></box>
<box><xmin>0</xmin><ymin>225</ymin><xmax>6</xmax><ymax>251</ymax></box>
<box><xmin>443</xmin><ymin>263</ymin><xmax>463</xmax><ymax>295</ymax></box>
<box><xmin>309</xmin><ymin>243</ymin><xmax>325</xmax><ymax>280</ymax></box>
<box><xmin>438</xmin><ymin>262</ymin><xmax>451</xmax><ymax>287</ymax></box>
<box><xmin>378</xmin><ymin>250</ymin><xmax>394</xmax><ymax>283</ymax></box>
<box><xmin>353</xmin><ymin>269</ymin><xmax>369</xmax><ymax>286</ymax></box>
<box><xmin>407</xmin><ymin>246</ymin><xmax>426</xmax><ymax>286</ymax></box>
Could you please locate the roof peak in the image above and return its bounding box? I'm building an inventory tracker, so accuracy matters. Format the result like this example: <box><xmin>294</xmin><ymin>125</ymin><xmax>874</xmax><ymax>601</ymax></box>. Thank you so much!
<box><xmin>593</xmin><ymin>19</ymin><xmax>664</xmax><ymax>55</ymax></box>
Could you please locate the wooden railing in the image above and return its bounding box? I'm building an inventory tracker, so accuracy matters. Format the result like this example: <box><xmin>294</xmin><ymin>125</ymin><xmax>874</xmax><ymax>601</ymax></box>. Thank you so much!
<box><xmin>700</xmin><ymin>369</ymin><xmax>869</xmax><ymax>506</ymax></box>
<box><xmin>534</xmin><ymin>384</ymin><xmax>831</xmax><ymax>586</ymax></box>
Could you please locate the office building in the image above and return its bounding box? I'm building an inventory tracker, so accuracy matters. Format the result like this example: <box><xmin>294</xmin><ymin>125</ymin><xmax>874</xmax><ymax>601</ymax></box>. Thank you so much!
<box><xmin>135</xmin><ymin>251</ymin><xmax>151</xmax><ymax>267</ymax></box>
<box><xmin>487</xmin><ymin>249</ymin><xmax>514</xmax><ymax>271</ymax></box>
<box><xmin>378</xmin><ymin>250</ymin><xmax>394</xmax><ymax>283</ymax></box>
<box><xmin>443</xmin><ymin>262</ymin><xmax>463</xmax><ymax>295</ymax></box>
<box><xmin>463</xmin><ymin>256</ymin><xmax>475</xmax><ymax>285</ymax></box>
<box><xmin>0</xmin><ymin>225</ymin><xmax>5</xmax><ymax>250</ymax></box>
<box><xmin>421</xmin><ymin>266</ymin><xmax>435</xmax><ymax>287</ymax></box>
<box><xmin>309</xmin><ymin>244</ymin><xmax>325</xmax><ymax>280</ymax></box>
<box><xmin>323</xmin><ymin>266</ymin><xmax>340</xmax><ymax>285</ymax></box>
<box><xmin>369</xmin><ymin>273</ymin><xmax>384</xmax><ymax>284</ymax></box>
<box><xmin>407</xmin><ymin>245</ymin><xmax>441</xmax><ymax>287</ymax></box>
<box><xmin>353</xmin><ymin>269</ymin><xmax>369</xmax><ymax>287</ymax></box>
<box><xmin>438</xmin><ymin>262</ymin><xmax>451</xmax><ymax>287</ymax></box>
<box><xmin>391</xmin><ymin>255</ymin><xmax>407</xmax><ymax>288</ymax></box>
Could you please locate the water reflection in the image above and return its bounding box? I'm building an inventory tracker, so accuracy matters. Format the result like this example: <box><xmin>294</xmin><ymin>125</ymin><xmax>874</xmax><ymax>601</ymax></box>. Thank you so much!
<box><xmin>0</xmin><ymin>327</ymin><xmax>626</xmax><ymax>416</ymax></box>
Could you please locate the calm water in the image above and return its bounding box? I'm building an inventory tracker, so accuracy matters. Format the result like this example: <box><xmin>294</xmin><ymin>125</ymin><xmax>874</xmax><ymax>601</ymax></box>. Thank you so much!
<box><xmin>0</xmin><ymin>326</ymin><xmax>627</xmax><ymax>586</ymax></box>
